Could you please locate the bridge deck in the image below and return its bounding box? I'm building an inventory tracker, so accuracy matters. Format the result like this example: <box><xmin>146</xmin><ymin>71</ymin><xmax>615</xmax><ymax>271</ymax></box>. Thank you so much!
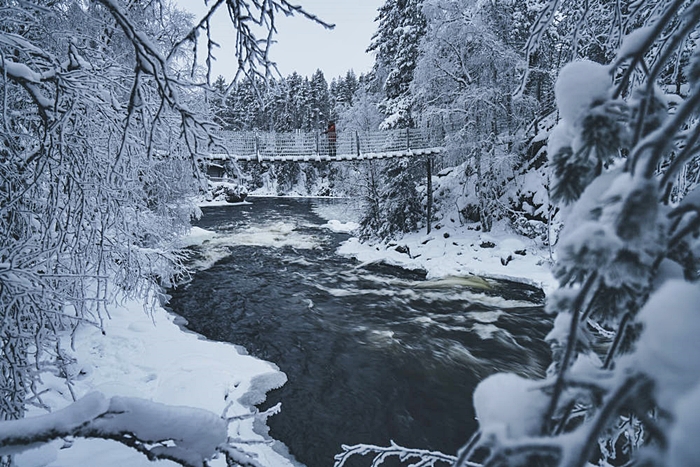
<box><xmin>206</xmin><ymin>128</ymin><xmax>443</xmax><ymax>163</ymax></box>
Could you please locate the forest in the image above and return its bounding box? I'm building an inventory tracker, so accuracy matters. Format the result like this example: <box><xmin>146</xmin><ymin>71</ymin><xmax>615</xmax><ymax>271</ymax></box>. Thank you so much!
<box><xmin>2</xmin><ymin>0</ymin><xmax>700</xmax><ymax>466</ymax></box>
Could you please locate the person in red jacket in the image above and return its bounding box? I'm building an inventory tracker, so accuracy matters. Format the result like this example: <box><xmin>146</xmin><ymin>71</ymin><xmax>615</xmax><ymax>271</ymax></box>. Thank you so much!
<box><xmin>324</xmin><ymin>121</ymin><xmax>337</xmax><ymax>157</ymax></box>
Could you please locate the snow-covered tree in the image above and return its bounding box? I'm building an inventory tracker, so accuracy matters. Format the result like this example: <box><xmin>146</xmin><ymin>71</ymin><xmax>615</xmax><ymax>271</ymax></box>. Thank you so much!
<box><xmin>337</xmin><ymin>85</ymin><xmax>383</xmax><ymax>132</ymax></box>
<box><xmin>0</xmin><ymin>0</ymin><xmax>328</xmax><ymax>462</ymax></box>
<box><xmin>0</xmin><ymin>0</ymin><xmax>205</xmax><ymax>424</ymax></box>
<box><xmin>330</xmin><ymin>70</ymin><xmax>361</xmax><ymax>117</ymax></box>
<box><xmin>356</xmin><ymin>0</ymin><xmax>428</xmax><ymax>238</ymax></box>
<box><xmin>359</xmin><ymin>157</ymin><xmax>424</xmax><ymax>239</ymax></box>
<box><xmin>411</xmin><ymin>0</ymin><xmax>539</xmax><ymax>232</ymax></box>
<box><xmin>368</xmin><ymin>0</ymin><xmax>427</xmax><ymax>129</ymax></box>
<box><xmin>454</xmin><ymin>2</ymin><xmax>700</xmax><ymax>466</ymax></box>
<box><xmin>308</xmin><ymin>69</ymin><xmax>332</xmax><ymax>130</ymax></box>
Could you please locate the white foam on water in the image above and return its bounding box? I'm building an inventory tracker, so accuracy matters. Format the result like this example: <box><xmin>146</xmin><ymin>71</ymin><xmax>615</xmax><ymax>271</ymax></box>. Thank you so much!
<box><xmin>419</xmin><ymin>291</ymin><xmax>536</xmax><ymax>308</ymax></box>
<box><xmin>187</xmin><ymin>246</ymin><xmax>235</xmax><ymax>271</ymax></box>
<box><xmin>223</xmin><ymin>221</ymin><xmax>321</xmax><ymax>249</ymax></box>
<box><xmin>471</xmin><ymin>323</ymin><xmax>500</xmax><ymax>340</ymax></box>
<box><xmin>311</xmin><ymin>282</ymin><xmax>420</xmax><ymax>300</ymax></box>
<box><xmin>466</xmin><ymin>310</ymin><xmax>504</xmax><ymax>324</ymax></box>
<box><xmin>366</xmin><ymin>329</ymin><xmax>400</xmax><ymax>347</ymax></box>
<box><xmin>187</xmin><ymin>221</ymin><xmax>323</xmax><ymax>271</ymax></box>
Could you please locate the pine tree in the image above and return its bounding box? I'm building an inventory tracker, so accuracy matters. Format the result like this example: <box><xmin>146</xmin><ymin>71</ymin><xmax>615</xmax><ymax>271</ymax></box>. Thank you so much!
<box><xmin>308</xmin><ymin>69</ymin><xmax>331</xmax><ymax>130</ymax></box>
<box><xmin>367</xmin><ymin>0</ymin><xmax>427</xmax><ymax>129</ymax></box>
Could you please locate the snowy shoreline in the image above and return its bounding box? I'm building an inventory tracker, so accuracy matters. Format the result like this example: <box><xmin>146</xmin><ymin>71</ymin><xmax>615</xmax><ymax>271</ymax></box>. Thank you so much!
<box><xmin>337</xmin><ymin>222</ymin><xmax>558</xmax><ymax>296</ymax></box>
<box><xmin>16</xmin><ymin>230</ymin><xmax>299</xmax><ymax>467</ymax></box>
<box><xmin>17</xmin><ymin>300</ymin><xmax>299</xmax><ymax>467</ymax></box>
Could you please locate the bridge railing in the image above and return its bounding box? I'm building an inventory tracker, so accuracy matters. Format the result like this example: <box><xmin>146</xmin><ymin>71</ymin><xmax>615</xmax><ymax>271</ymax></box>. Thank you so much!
<box><xmin>215</xmin><ymin>128</ymin><xmax>443</xmax><ymax>160</ymax></box>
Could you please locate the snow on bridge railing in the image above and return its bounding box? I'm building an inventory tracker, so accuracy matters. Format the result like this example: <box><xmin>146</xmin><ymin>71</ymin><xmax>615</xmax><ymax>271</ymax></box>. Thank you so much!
<box><xmin>207</xmin><ymin>128</ymin><xmax>444</xmax><ymax>162</ymax></box>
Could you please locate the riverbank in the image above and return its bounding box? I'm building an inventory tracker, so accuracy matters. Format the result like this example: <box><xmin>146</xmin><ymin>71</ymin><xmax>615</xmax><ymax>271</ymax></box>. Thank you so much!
<box><xmin>170</xmin><ymin>198</ymin><xmax>553</xmax><ymax>466</ymax></box>
<box><xmin>337</xmin><ymin>223</ymin><xmax>558</xmax><ymax>296</ymax></box>
<box><xmin>15</xmin><ymin>229</ymin><xmax>297</xmax><ymax>467</ymax></box>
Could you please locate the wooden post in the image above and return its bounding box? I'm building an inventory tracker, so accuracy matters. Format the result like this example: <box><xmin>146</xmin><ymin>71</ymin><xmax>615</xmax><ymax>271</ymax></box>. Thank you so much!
<box><xmin>255</xmin><ymin>133</ymin><xmax>261</xmax><ymax>163</ymax></box>
<box><xmin>406</xmin><ymin>128</ymin><xmax>411</xmax><ymax>151</ymax></box>
<box><xmin>426</xmin><ymin>154</ymin><xmax>433</xmax><ymax>234</ymax></box>
<box><xmin>356</xmin><ymin>131</ymin><xmax>361</xmax><ymax>157</ymax></box>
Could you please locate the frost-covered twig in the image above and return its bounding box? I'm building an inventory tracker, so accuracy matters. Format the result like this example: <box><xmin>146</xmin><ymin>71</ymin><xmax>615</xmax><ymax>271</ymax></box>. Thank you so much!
<box><xmin>334</xmin><ymin>441</ymin><xmax>460</xmax><ymax>467</ymax></box>
<box><xmin>218</xmin><ymin>444</ymin><xmax>266</xmax><ymax>467</ymax></box>
<box><xmin>544</xmin><ymin>272</ymin><xmax>598</xmax><ymax>431</ymax></box>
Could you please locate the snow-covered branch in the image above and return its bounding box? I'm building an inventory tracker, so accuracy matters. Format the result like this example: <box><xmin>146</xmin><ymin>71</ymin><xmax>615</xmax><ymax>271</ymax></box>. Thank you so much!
<box><xmin>0</xmin><ymin>392</ymin><xmax>227</xmax><ymax>467</ymax></box>
<box><xmin>334</xmin><ymin>440</ymin><xmax>459</xmax><ymax>467</ymax></box>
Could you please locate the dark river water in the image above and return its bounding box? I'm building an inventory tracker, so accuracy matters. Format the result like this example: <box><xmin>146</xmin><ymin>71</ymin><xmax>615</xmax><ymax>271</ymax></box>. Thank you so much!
<box><xmin>166</xmin><ymin>197</ymin><xmax>551</xmax><ymax>467</ymax></box>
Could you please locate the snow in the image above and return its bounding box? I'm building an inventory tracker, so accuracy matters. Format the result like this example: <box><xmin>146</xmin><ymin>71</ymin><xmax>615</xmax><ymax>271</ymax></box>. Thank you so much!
<box><xmin>177</xmin><ymin>226</ymin><xmax>216</xmax><ymax>247</ymax></box>
<box><xmin>4</xmin><ymin>393</ymin><xmax>229</xmax><ymax>465</ymax></box>
<box><xmin>554</xmin><ymin>60</ymin><xmax>612</xmax><ymax>125</ymax></box>
<box><xmin>620</xmin><ymin>280</ymin><xmax>700</xmax><ymax>412</ymax></box>
<box><xmin>472</xmin><ymin>372</ymin><xmax>549</xmax><ymax>439</ymax></box>
<box><xmin>337</xmin><ymin>224</ymin><xmax>557</xmax><ymax>294</ymax></box>
<box><xmin>668</xmin><ymin>383</ymin><xmax>700</xmax><ymax>467</ymax></box>
<box><xmin>617</xmin><ymin>26</ymin><xmax>655</xmax><ymax>60</ymax></box>
<box><xmin>547</xmin><ymin>119</ymin><xmax>575</xmax><ymax>160</ymax></box>
<box><xmin>323</xmin><ymin>219</ymin><xmax>360</xmax><ymax>233</ymax></box>
<box><xmin>15</xmin><ymin>292</ymin><xmax>294</xmax><ymax>467</ymax></box>
<box><xmin>545</xmin><ymin>311</ymin><xmax>572</xmax><ymax>344</ymax></box>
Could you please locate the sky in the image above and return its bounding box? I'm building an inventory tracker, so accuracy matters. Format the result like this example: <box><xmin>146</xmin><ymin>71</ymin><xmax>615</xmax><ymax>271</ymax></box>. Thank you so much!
<box><xmin>177</xmin><ymin>0</ymin><xmax>384</xmax><ymax>82</ymax></box>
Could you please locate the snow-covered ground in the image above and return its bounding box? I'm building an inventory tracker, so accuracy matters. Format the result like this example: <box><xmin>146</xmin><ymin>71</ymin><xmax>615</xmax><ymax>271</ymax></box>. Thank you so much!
<box><xmin>338</xmin><ymin>223</ymin><xmax>557</xmax><ymax>295</ymax></box>
<box><xmin>14</xmin><ymin>198</ymin><xmax>556</xmax><ymax>467</ymax></box>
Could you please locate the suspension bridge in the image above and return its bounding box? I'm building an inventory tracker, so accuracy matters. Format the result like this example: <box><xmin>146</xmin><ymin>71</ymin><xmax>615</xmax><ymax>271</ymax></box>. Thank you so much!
<box><xmin>202</xmin><ymin>128</ymin><xmax>444</xmax><ymax>234</ymax></box>
<box><xmin>205</xmin><ymin>128</ymin><xmax>444</xmax><ymax>164</ymax></box>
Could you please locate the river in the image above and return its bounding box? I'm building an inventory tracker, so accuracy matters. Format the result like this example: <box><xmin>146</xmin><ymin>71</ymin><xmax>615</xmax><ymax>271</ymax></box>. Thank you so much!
<box><xmin>166</xmin><ymin>197</ymin><xmax>551</xmax><ymax>467</ymax></box>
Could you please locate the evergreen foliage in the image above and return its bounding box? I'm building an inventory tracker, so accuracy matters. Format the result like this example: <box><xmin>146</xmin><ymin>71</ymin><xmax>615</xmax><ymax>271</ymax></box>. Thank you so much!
<box><xmin>209</xmin><ymin>69</ymin><xmax>371</xmax><ymax>195</ymax></box>
<box><xmin>360</xmin><ymin>158</ymin><xmax>424</xmax><ymax>239</ymax></box>
<box><xmin>453</xmin><ymin>2</ymin><xmax>700</xmax><ymax>466</ymax></box>
<box><xmin>367</xmin><ymin>0</ymin><xmax>427</xmax><ymax>129</ymax></box>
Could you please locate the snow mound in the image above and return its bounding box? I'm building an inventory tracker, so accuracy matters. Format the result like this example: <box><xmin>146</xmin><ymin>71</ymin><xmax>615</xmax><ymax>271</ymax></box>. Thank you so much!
<box><xmin>19</xmin><ymin>296</ymin><xmax>295</xmax><ymax>467</ymax></box>
<box><xmin>669</xmin><ymin>383</ymin><xmax>700</xmax><ymax>467</ymax></box>
<box><xmin>617</xmin><ymin>26</ymin><xmax>654</xmax><ymax>60</ymax></box>
<box><xmin>324</xmin><ymin>219</ymin><xmax>360</xmax><ymax>233</ymax></box>
<box><xmin>554</xmin><ymin>60</ymin><xmax>611</xmax><ymax>124</ymax></box>
<box><xmin>473</xmin><ymin>372</ymin><xmax>548</xmax><ymax>439</ymax></box>
<box><xmin>178</xmin><ymin>226</ymin><xmax>216</xmax><ymax>247</ymax></box>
